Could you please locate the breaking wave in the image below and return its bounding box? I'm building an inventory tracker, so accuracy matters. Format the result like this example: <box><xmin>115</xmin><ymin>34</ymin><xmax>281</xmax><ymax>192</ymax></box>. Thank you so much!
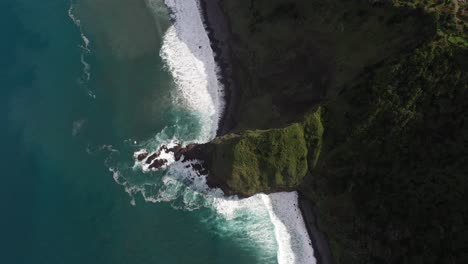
<box><xmin>95</xmin><ymin>0</ymin><xmax>316</xmax><ymax>263</ymax></box>
<box><xmin>161</xmin><ymin>0</ymin><xmax>224</xmax><ymax>142</ymax></box>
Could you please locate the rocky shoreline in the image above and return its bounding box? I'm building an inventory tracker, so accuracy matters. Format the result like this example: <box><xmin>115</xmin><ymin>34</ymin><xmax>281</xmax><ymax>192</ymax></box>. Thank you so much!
<box><xmin>298</xmin><ymin>192</ymin><xmax>333</xmax><ymax>264</ymax></box>
<box><xmin>197</xmin><ymin>0</ymin><xmax>333</xmax><ymax>263</ymax></box>
<box><xmin>156</xmin><ymin>0</ymin><xmax>468</xmax><ymax>262</ymax></box>
<box><xmin>197</xmin><ymin>0</ymin><xmax>238</xmax><ymax>135</ymax></box>
<box><xmin>139</xmin><ymin>1</ymin><xmax>335</xmax><ymax>262</ymax></box>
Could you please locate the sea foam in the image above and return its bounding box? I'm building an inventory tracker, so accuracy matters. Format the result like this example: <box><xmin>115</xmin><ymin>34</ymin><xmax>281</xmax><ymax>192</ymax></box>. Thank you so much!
<box><xmin>263</xmin><ymin>192</ymin><xmax>317</xmax><ymax>264</ymax></box>
<box><xmin>110</xmin><ymin>0</ymin><xmax>316</xmax><ymax>263</ymax></box>
<box><xmin>160</xmin><ymin>0</ymin><xmax>224</xmax><ymax>142</ymax></box>
<box><xmin>68</xmin><ymin>2</ymin><xmax>95</xmax><ymax>98</ymax></box>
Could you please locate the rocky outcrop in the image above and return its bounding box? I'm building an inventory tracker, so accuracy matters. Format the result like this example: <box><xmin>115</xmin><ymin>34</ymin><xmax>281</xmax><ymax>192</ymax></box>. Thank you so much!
<box><xmin>136</xmin><ymin>151</ymin><xmax>148</xmax><ymax>161</ymax></box>
<box><xmin>134</xmin><ymin>143</ymin><xmax>211</xmax><ymax>174</ymax></box>
<box><xmin>148</xmin><ymin>159</ymin><xmax>168</xmax><ymax>170</ymax></box>
<box><xmin>167</xmin><ymin>144</ymin><xmax>207</xmax><ymax>162</ymax></box>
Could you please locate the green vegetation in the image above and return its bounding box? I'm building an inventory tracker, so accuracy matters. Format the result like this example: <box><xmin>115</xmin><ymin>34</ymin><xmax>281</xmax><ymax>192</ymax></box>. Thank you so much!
<box><xmin>306</xmin><ymin>39</ymin><xmax>468</xmax><ymax>264</ymax></box>
<box><xmin>223</xmin><ymin>0</ymin><xmax>438</xmax><ymax>132</ymax></box>
<box><xmin>207</xmin><ymin>111</ymin><xmax>323</xmax><ymax>196</ymax></box>
<box><xmin>205</xmin><ymin>0</ymin><xmax>468</xmax><ymax>262</ymax></box>
<box><xmin>303</xmin><ymin>107</ymin><xmax>324</xmax><ymax>169</ymax></box>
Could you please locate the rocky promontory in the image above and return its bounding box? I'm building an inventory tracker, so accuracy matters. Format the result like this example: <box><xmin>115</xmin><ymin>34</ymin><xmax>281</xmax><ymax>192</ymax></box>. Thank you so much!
<box><xmin>196</xmin><ymin>0</ymin><xmax>468</xmax><ymax>263</ymax></box>
<box><xmin>135</xmin><ymin>0</ymin><xmax>468</xmax><ymax>262</ymax></box>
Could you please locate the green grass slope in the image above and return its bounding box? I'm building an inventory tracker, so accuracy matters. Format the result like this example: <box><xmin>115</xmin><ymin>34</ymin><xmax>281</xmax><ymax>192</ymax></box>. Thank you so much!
<box><xmin>207</xmin><ymin>109</ymin><xmax>323</xmax><ymax>196</ymax></box>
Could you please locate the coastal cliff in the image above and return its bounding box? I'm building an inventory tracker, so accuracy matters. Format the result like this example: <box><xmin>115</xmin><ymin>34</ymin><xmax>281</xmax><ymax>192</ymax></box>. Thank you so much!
<box><xmin>197</xmin><ymin>108</ymin><xmax>323</xmax><ymax>197</ymax></box>
<box><xmin>194</xmin><ymin>0</ymin><xmax>468</xmax><ymax>263</ymax></box>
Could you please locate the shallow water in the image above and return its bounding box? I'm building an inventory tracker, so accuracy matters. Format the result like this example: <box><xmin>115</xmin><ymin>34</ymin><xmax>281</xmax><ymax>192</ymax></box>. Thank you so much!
<box><xmin>0</xmin><ymin>0</ymin><xmax>314</xmax><ymax>263</ymax></box>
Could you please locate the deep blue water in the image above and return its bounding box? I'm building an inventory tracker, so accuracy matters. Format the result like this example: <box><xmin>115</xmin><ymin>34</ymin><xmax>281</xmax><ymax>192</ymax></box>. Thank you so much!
<box><xmin>0</xmin><ymin>0</ymin><xmax>278</xmax><ymax>263</ymax></box>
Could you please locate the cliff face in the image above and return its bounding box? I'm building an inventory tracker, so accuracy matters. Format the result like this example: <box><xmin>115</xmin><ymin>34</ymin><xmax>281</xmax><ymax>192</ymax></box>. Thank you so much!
<box><xmin>220</xmin><ymin>0</ymin><xmax>436</xmax><ymax>132</ymax></box>
<box><xmin>200</xmin><ymin>0</ymin><xmax>468</xmax><ymax>263</ymax></box>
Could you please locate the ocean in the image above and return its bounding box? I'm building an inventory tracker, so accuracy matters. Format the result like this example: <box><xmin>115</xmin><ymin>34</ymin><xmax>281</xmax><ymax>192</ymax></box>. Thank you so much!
<box><xmin>0</xmin><ymin>0</ymin><xmax>314</xmax><ymax>263</ymax></box>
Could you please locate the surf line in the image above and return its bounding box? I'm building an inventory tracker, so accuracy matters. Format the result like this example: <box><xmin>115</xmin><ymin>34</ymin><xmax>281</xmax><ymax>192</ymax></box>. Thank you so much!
<box><xmin>68</xmin><ymin>1</ymin><xmax>95</xmax><ymax>99</ymax></box>
<box><xmin>161</xmin><ymin>0</ymin><xmax>225</xmax><ymax>142</ymax></box>
<box><xmin>158</xmin><ymin>1</ymin><xmax>318</xmax><ymax>263</ymax></box>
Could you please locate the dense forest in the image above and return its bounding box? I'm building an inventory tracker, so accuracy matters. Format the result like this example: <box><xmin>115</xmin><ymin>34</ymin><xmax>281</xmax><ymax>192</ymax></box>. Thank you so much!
<box><xmin>200</xmin><ymin>0</ymin><xmax>467</xmax><ymax>263</ymax></box>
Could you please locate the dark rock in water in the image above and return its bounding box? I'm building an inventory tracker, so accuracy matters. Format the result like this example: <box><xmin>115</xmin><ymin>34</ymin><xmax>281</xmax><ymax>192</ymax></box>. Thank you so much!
<box><xmin>136</xmin><ymin>152</ymin><xmax>149</xmax><ymax>161</ymax></box>
<box><xmin>192</xmin><ymin>163</ymin><xmax>203</xmax><ymax>171</ymax></box>
<box><xmin>191</xmin><ymin>163</ymin><xmax>209</xmax><ymax>176</ymax></box>
<box><xmin>145</xmin><ymin>152</ymin><xmax>159</xmax><ymax>164</ymax></box>
<box><xmin>149</xmin><ymin>159</ymin><xmax>168</xmax><ymax>170</ymax></box>
<box><xmin>145</xmin><ymin>145</ymin><xmax>169</xmax><ymax>164</ymax></box>
<box><xmin>137</xmin><ymin>143</ymin><xmax>211</xmax><ymax>175</ymax></box>
<box><xmin>159</xmin><ymin>145</ymin><xmax>168</xmax><ymax>152</ymax></box>
<box><xmin>168</xmin><ymin>143</ymin><xmax>203</xmax><ymax>162</ymax></box>
<box><xmin>205</xmin><ymin>175</ymin><xmax>235</xmax><ymax>196</ymax></box>
<box><xmin>181</xmin><ymin>144</ymin><xmax>204</xmax><ymax>161</ymax></box>
<box><xmin>168</xmin><ymin>144</ymin><xmax>183</xmax><ymax>161</ymax></box>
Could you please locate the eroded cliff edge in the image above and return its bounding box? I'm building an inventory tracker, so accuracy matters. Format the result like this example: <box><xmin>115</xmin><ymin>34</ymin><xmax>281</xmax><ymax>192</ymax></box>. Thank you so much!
<box><xmin>193</xmin><ymin>0</ymin><xmax>468</xmax><ymax>263</ymax></box>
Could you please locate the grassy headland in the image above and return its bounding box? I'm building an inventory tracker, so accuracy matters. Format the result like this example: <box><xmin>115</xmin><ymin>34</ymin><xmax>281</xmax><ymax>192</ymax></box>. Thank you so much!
<box><xmin>205</xmin><ymin>107</ymin><xmax>324</xmax><ymax>196</ymax></box>
<box><xmin>200</xmin><ymin>0</ymin><xmax>468</xmax><ymax>263</ymax></box>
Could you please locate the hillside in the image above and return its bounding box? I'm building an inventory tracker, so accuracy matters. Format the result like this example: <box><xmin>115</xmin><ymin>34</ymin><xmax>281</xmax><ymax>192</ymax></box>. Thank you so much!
<box><xmin>199</xmin><ymin>0</ymin><xmax>468</xmax><ymax>263</ymax></box>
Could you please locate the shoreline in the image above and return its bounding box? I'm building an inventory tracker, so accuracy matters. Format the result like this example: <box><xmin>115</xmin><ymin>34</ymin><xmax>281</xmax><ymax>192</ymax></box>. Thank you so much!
<box><xmin>161</xmin><ymin>0</ymin><xmax>224</xmax><ymax>141</ymax></box>
<box><xmin>197</xmin><ymin>0</ymin><xmax>238</xmax><ymax>136</ymax></box>
<box><xmin>298</xmin><ymin>192</ymin><xmax>333</xmax><ymax>264</ymax></box>
<box><xmin>197</xmin><ymin>1</ymin><xmax>332</xmax><ymax>263</ymax></box>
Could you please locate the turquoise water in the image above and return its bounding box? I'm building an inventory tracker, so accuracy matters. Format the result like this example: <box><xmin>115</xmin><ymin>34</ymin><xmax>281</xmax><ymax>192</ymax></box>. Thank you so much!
<box><xmin>0</xmin><ymin>0</ymin><xmax>279</xmax><ymax>263</ymax></box>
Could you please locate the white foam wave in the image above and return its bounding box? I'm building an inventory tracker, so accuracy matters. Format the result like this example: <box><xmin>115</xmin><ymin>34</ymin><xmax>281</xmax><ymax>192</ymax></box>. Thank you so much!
<box><xmin>209</xmin><ymin>192</ymin><xmax>316</xmax><ymax>264</ymax></box>
<box><xmin>68</xmin><ymin>2</ymin><xmax>94</xmax><ymax>98</ymax></box>
<box><xmin>113</xmin><ymin>158</ymin><xmax>219</xmax><ymax>210</ymax></box>
<box><xmin>263</xmin><ymin>192</ymin><xmax>316</xmax><ymax>264</ymax></box>
<box><xmin>106</xmin><ymin>1</ymin><xmax>315</xmax><ymax>263</ymax></box>
<box><xmin>210</xmin><ymin>194</ymin><xmax>278</xmax><ymax>258</ymax></box>
<box><xmin>160</xmin><ymin>0</ymin><xmax>224</xmax><ymax>142</ymax></box>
